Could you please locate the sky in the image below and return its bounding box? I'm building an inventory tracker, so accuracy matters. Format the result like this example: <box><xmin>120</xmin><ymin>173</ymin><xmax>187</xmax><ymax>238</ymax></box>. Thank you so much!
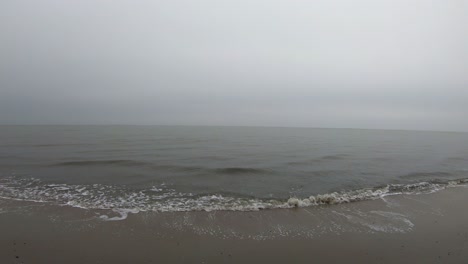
<box><xmin>1</xmin><ymin>0</ymin><xmax>467</xmax><ymax>131</ymax></box>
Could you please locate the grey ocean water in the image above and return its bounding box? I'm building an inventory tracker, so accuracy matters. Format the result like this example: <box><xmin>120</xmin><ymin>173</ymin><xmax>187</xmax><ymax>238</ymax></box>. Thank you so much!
<box><xmin>1</xmin><ymin>126</ymin><xmax>468</xmax><ymax>213</ymax></box>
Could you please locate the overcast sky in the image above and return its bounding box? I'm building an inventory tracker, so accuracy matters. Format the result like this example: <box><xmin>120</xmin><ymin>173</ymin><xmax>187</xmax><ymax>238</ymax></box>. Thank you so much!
<box><xmin>1</xmin><ymin>0</ymin><xmax>467</xmax><ymax>131</ymax></box>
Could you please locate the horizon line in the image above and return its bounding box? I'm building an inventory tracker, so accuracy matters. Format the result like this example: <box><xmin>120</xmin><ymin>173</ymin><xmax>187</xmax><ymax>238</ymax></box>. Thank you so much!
<box><xmin>0</xmin><ymin>124</ymin><xmax>466</xmax><ymax>134</ymax></box>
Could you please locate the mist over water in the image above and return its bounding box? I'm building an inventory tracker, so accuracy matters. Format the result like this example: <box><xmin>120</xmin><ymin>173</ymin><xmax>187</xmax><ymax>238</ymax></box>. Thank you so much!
<box><xmin>1</xmin><ymin>1</ymin><xmax>468</xmax><ymax>132</ymax></box>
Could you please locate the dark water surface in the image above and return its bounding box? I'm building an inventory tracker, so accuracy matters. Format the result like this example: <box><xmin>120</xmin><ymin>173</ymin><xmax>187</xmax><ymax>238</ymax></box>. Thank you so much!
<box><xmin>1</xmin><ymin>126</ymin><xmax>467</xmax><ymax>213</ymax></box>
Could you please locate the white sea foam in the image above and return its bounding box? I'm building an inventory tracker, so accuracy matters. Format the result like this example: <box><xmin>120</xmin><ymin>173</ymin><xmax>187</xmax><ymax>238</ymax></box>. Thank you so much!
<box><xmin>370</xmin><ymin>211</ymin><xmax>415</xmax><ymax>229</ymax></box>
<box><xmin>99</xmin><ymin>208</ymin><xmax>140</xmax><ymax>221</ymax></box>
<box><xmin>332</xmin><ymin>210</ymin><xmax>415</xmax><ymax>233</ymax></box>
<box><xmin>0</xmin><ymin>177</ymin><xmax>467</xmax><ymax>219</ymax></box>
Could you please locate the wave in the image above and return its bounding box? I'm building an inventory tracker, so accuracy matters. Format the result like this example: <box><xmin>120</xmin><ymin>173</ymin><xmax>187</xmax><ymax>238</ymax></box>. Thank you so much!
<box><xmin>446</xmin><ymin>157</ymin><xmax>468</xmax><ymax>162</ymax></box>
<box><xmin>50</xmin><ymin>161</ymin><xmax>267</xmax><ymax>176</ymax></box>
<box><xmin>0</xmin><ymin>177</ymin><xmax>467</xmax><ymax>221</ymax></box>
<box><xmin>286</xmin><ymin>180</ymin><xmax>467</xmax><ymax>207</ymax></box>
<box><xmin>288</xmin><ymin>154</ymin><xmax>349</xmax><ymax>165</ymax></box>
<box><xmin>214</xmin><ymin>167</ymin><xmax>268</xmax><ymax>174</ymax></box>
<box><xmin>399</xmin><ymin>172</ymin><xmax>452</xmax><ymax>179</ymax></box>
<box><xmin>320</xmin><ymin>154</ymin><xmax>349</xmax><ymax>160</ymax></box>
<box><xmin>33</xmin><ymin>143</ymin><xmax>95</xmax><ymax>147</ymax></box>
<box><xmin>52</xmin><ymin>160</ymin><xmax>152</xmax><ymax>167</ymax></box>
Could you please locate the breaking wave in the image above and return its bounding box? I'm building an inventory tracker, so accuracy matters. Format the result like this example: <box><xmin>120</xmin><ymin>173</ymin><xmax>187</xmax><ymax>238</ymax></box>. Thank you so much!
<box><xmin>0</xmin><ymin>177</ymin><xmax>467</xmax><ymax>217</ymax></box>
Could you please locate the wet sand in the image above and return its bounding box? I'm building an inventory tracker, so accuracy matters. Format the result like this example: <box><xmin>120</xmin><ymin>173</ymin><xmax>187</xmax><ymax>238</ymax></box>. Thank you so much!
<box><xmin>1</xmin><ymin>186</ymin><xmax>467</xmax><ymax>263</ymax></box>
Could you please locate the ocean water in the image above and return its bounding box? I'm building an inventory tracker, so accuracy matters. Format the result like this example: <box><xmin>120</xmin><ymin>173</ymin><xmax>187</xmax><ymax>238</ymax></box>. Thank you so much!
<box><xmin>1</xmin><ymin>125</ymin><xmax>467</xmax><ymax>214</ymax></box>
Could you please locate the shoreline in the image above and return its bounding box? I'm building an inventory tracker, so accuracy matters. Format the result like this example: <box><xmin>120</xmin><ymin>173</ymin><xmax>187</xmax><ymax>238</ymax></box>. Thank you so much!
<box><xmin>1</xmin><ymin>175</ymin><xmax>467</xmax><ymax>214</ymax></box>
<box><xmin>1</xmin><ymin>186</ymin><xmax>467</xmax><ymax>263</ymax></box>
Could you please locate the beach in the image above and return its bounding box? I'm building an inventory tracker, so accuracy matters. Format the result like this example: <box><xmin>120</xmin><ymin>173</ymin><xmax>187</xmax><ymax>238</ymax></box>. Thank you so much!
<box><xmin>2</xmin><ymin>0</ymin><xmax>467</xmax><ymax>262</ymax></box>
<box><xmin>1</xmin><ymin>185</ymin><xmax>467</xmax><ymax>263</ymax></box>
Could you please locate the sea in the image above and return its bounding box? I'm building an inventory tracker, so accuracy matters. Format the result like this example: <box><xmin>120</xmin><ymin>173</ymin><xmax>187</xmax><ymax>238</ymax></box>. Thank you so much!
<box><xmin>1</xmin><ymin>125</ymin><xmax>467</xmax><ymax>219</ymax></box>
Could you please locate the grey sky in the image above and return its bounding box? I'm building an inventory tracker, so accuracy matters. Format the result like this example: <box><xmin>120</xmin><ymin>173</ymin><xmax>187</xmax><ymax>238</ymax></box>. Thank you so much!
<box><xmin>1</xmin><ymin>0</ymin><xmax>467</xmax><ymax>131</ymax></box>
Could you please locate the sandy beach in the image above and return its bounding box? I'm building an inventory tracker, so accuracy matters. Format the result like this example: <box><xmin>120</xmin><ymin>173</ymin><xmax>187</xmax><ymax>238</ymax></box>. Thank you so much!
<box><xmin>1</xmin><ymin>186</ymin><xmax>467</xmax><ymax>263</ymax></box>
<box><xmin>2</xmin><ymin>0</ymin><xmax>467</xmax><ymax>262</ymax></box>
